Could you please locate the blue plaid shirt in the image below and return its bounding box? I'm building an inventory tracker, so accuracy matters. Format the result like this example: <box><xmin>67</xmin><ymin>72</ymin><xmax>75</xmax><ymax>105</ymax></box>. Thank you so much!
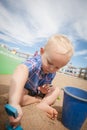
<box><xmin>23</xmin><ymin>54</ymin><xmax>56</xmax><ymax>94</ymax></box>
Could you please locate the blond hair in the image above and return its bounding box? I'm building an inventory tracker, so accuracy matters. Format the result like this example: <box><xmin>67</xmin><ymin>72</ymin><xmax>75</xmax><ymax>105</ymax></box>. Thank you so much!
<box><xmin>45</xmin><ymin>34</ymin><xmax>74</xmax><ymax>58</ymax></box>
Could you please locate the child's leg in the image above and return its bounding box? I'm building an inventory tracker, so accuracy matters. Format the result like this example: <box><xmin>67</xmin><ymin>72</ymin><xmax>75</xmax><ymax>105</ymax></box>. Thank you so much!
<box><xmin>20</xmin><ymin>88</ymin><xmax>42</xmax><ymax>106</ymax></box>
<box><xmin>37</xmin><ymin>86</ymin><xmax>60</xmax><ymax>119</ymax></box>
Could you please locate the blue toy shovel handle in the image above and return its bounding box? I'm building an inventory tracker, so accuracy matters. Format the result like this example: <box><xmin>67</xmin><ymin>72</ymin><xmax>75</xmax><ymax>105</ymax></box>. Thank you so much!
<box><xmin>5</xmin><ymin>104</ymin><xmax>18</xmax><ymax>118</ymax></box>
<box><xmin>4</xmin><ymin>104</ymin><xmax>23</xmax><ymax>130</ymax></box>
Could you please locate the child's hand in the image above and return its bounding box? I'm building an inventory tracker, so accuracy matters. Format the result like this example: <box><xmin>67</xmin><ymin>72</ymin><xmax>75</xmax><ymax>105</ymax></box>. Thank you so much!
<box><xmin>38</xmin><ymin>84</ymin><xmax>50</xmax><ymax>94</ymax></box>
<box><xmin>8</xmin><ymin>104</ymin><xmax>23</xmax><ymax>129</ymax></box>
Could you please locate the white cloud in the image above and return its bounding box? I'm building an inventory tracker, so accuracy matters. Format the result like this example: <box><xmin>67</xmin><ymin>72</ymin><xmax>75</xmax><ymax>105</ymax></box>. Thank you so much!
<box><xmin>84</xmin><ymin>57</ymin><xmax>87</xmax><ymax>60</ymax></box>
<box><xmin>0</xmin><ymin>2</ymin><xmax>34</xmax><ymax>45</ymax></box>
<box><xmin>0</xmin><ymin>0</ymin><xmax>87</xmax><ymax>45</ymax></box>
<box><xmin>21</xmin><ymin>0</ymin><xmax>59</xmax><ymax>37</ymax></box>
<box><xmin>74</xmin><ymin>50</ymin><xmax>87</xmax><ymax>56</ymax></box>
<box><xmin>73</xmin><ymin>20</ymin><xmax>87</xmax><ymax>40</ymax></box>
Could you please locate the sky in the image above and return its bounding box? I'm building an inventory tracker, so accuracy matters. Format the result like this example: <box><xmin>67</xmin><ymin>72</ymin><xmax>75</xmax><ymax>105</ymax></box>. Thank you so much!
<box><xmin>0</xmin><ymin>0</ymin><xmax>87</xmax><ymax>68</ymax></box>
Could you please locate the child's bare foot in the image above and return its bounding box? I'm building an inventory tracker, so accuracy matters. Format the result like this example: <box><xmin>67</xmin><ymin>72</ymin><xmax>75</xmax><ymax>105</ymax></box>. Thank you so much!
<box><xmin>37</xmin><ymin>102</ymin><xmax>58</xmax><ymax>119</ymax></box>
<box><xmin>46</xmin><ymin>108</ymin><xmax>58</xmax><ymax>119</ymax></box>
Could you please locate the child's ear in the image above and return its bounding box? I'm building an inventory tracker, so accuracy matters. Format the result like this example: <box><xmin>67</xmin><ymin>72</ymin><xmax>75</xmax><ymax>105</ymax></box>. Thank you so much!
<box><xmin>40</xmin><ymin>47</ymin><xmax>44</xmax><ymax>54</ymax></box>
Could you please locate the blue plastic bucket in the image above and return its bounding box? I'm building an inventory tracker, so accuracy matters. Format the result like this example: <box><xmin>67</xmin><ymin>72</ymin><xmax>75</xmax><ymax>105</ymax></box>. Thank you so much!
<box><xmin>62</xmin><ymin>86</ymin><xmax>87</xmax><ymax>130</ymax></box>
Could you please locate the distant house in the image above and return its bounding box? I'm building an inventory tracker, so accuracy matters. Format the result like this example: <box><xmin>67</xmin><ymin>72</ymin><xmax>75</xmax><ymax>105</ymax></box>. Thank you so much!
<box><xmin>79</xmin><ymin>68</ymin><xmax>87</xmax><ymax>80</ymax></box>
<box><xmin>11</xmin><ymin>49</ymin><xmax>17</xmax><ymax>54</ymax></box>
<box><xmin>60</xmin><ymin>63</ymin><xmax>80</xmax><ymax>77</ymax></box>
<box><xmin>16</xmin><ymin>51</ymin><xmax>30</xmax><ymax>59</ymax></box>
<box><xmin>0</xmin><ymin>43</ymin><xmax>32</xmax><ymax>59</ymax></box>
<box><xmin>0</xmin><ymin>44</ymin><xmax>8</xmax><ymax>49</ymax></box>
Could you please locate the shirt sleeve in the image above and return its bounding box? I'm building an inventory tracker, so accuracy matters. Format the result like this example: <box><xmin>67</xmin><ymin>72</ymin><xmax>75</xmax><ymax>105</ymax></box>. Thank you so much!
<box><xmin>22</xmin><ymin>57</ymin><xmax>37</xmax><ymax>72</ymax></box>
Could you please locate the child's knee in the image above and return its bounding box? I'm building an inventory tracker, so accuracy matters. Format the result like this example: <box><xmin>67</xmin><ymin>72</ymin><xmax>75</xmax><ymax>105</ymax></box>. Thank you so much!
<box><xmin>51</xmin><ymin>86</ymin><xmax>60</xmax><ymax>95</ymax></box>
<box><xmin>51</xmin><ymin>86</ymin><xmax>59</xmax><ymax>91</ymax></box>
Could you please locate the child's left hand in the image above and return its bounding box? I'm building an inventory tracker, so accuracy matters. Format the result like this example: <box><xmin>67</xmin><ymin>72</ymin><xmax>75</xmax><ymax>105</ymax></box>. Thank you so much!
<box><xmin>38</xmin><ymin>84</ymin><xmax>50</xmax><ymax>94</ymax></box>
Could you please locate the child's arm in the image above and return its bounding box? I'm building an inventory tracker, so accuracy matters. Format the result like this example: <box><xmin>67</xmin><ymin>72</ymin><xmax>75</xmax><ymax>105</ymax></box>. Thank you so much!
<box><xmin>9</xmin><ymin>64</ymin><xmax>28</xmax><ymax>105</ymax></box>
<box><xmin>8</xmin><ymin>64</ymin><xmax>29</xmax><ymax>127</ymax></box>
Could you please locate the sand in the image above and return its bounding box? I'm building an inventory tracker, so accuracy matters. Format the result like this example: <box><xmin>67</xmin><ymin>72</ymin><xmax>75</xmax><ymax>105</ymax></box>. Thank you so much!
<box><xmin>0</xmin><ymin>72</ymin><xmax>87</xmax><ymax>130</ymax></box>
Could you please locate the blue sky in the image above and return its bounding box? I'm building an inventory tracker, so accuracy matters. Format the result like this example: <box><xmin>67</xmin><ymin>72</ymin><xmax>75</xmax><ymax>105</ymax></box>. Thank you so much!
<box><xmin>0</xmin><ymin>0</ymin><xmax>87</xmax><ymax>68</ymax></box>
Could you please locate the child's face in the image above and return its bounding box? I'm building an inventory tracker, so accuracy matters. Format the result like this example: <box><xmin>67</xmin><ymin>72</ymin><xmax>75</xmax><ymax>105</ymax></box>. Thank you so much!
<box><xmin>40</xmin><ymin>48</ymin><xmax>70</xmax><ymax>73</ymax></box>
